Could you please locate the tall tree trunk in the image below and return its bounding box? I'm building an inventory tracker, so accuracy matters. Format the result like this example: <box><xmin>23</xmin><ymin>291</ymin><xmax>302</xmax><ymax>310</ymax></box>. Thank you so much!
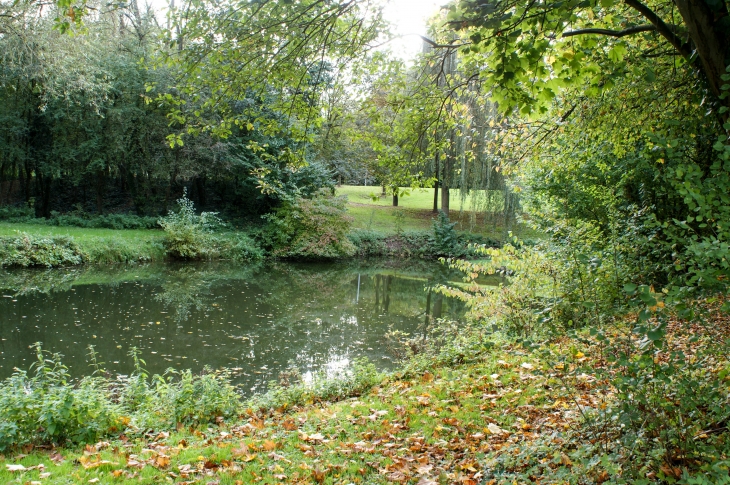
<box><xmin>392</xmin><ymin>188</ymin><xmax>398</xmax><ymax>207</ymax></box>
<box><xmin>672</xmin><ymin>0</ymin><xmax>730</xmax><ymax>119</ymax></box>
<box><xmin>23</xmin><ymin>160</ymin><xmax>32</xmax><ymax>204</ymax></box>
<box><xmin>441</xmin><ymin>134</ymin><xmax>453</xmax><ymax>216</ymax></box>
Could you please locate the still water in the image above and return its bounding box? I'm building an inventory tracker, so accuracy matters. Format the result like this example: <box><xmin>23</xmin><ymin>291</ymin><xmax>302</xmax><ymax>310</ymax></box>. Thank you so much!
<box><xmin>0</xmin><ymin>260</ymin><xmax>474</xmax><ymax>395</ymax></box>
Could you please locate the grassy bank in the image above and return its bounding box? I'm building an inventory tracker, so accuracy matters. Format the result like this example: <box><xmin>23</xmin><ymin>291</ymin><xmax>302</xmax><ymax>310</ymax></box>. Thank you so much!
<box><xmin>0</xmin><ymin>186</ymin><xmax>531</xmax><ymax>267</ymax></box>
<box><xmin>1</xmin><ymin>308</ymin><xmax>727</xmax><ymax>484</ymax></box>
<box><xmin>0</xmin><ymin>335</ymin><xmax>586</xmax><ymax>485</ymax></box>
<box><xmin>0</xmin><ymin>223</ymin><xmax>166</xmax><ymax>266</ymax></box>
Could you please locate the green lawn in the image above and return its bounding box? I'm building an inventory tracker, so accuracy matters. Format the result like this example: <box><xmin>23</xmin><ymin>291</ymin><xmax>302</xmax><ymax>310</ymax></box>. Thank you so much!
<box><xmin>337</xmin><ymin>185</ymin><xmax>539</xmax><ymax>240</ymax></box>
<box><xmin>336</xmin><ymin>185</ymin><xmax>506</xmax><ymax>212</ymax></box>
<box><xmin>0</xmin><ymin>222</ymin><xmax>163</xmax><ymax>242</ymax></box>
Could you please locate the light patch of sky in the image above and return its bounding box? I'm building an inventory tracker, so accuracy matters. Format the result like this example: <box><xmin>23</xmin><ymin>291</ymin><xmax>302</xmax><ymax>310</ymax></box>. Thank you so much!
<box><xmin>380</xmin><ymin>0</ymin><xmax>447</xmax><ymax>61</ymax></box>
<box><xmin>143</xmin><ymin>0</ymin><xmax>447</xmax><ymax>62</ymax></box>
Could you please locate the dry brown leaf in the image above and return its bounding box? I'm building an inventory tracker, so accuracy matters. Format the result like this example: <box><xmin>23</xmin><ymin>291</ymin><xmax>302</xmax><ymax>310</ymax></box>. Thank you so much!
<box><xmin>282</xmin><ymin>419</ymin><xmax>297</xmax><ymax>431</ymax></box>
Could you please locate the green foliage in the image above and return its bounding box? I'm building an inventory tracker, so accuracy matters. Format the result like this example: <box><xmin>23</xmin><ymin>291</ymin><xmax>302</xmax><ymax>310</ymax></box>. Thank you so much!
<box><xmin>347</xmin><ymin>229</ymin><xmax>388</xmax><ymax>257</ymax></box>
<box><xmin>217</xmin><ymin>233</ymin><xmax>265</xmax><ymax>263</ymax></box>
<box><xmin>262</xmin><ymin>189</ymin><xmax>356</xmax><ymax>260</ymax></box>
<box><xmin>158</xmin><ymin>191</ymin><xmax>223</xmax><ymax>260</ymax></box>
<box><xmin>431</xmin><ymin>211</ymin><xmax>460</xmax><ymax>257</ymax></box>
<box><xmin>162</xmin><ymin>0</ymin><xmax>383</xmax><ymax>141</ymax></box>
<box><xmin>0</xmin><ymin>345</ymin><xmax>242</xmax><ymax>451</ymax></box>
<box><xmin>0</xmin><ymin>345</ymin><xmax>118</xmax><ymax>451</ymax></box>
<box><xmin>0</xmin><ymin>233</ymin><xmax>85</xmax><ymax>268</ymax></box>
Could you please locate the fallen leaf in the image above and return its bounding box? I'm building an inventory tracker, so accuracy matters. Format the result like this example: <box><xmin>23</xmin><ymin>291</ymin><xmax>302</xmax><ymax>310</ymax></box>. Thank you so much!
<box><xmin>6</xmin><ymin>464</ymin><xmax>26</xmax><ymax>471</ymax></box>
<box><xmin>487</xmin><ymin>423</ymin><xmax>506</xmax><ymax>435</ymax></box>
<box><xmin>282</xmin><ymin>419</ymin><xmax>297</xmax><ymax>431</ymax></box>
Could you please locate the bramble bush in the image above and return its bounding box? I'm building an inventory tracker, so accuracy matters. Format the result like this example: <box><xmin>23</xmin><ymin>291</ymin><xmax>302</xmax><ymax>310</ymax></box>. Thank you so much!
<box><xmin>262</xmin><ymin>189</ymin><xmax>356</xmax><ymax>259</ymax></box>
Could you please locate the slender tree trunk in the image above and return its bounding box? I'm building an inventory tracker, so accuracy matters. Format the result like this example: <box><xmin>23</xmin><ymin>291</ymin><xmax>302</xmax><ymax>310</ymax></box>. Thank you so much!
<box><xmin>432</xmin><ymin>293</ymin><xmax>443</xmax><ymax>319</ymax></box>
<box><xmin>392</xmin><ymin>188</ymin><xmax>398</xmax><ymax>207</ymax></box>
<box><xmin>432</xmin><ymin>151</ymin><xmax>439</xmax><ymax>213</ymax></box>
<box><xmin>23</xmin><ymin>160</ymin><xmax>32</xmax><ymax>204</ymax></box>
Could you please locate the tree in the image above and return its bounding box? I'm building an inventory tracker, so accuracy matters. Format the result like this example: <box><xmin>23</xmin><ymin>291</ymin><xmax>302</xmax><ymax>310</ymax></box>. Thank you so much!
<box><xmin>436</xmin><ymin>0</ymin><xmax>730</xmax><ymax>289</ymax></box>
<box><xmin>159</xmin><ymin>0</ymin><xmax>385</xmax><ymax>143</ymax></box>
<box><xmin>447</xmin><ymin>0</ymin><xmax>729</xmax><ymax>124</ymax></box>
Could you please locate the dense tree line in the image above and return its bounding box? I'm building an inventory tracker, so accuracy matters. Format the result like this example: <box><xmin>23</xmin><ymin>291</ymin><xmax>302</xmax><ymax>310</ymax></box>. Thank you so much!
<box><xmin>0</xmin><ymin>0</ymin><xmax>380</xmax><ymax>220</ymax></box>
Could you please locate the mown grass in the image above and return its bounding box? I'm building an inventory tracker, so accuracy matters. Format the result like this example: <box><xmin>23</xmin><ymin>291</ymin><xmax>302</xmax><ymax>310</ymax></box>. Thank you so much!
<box><xmin>0</xmin><ymin>223</ymin><xmax>163</xmax><ymax>241</ymax></box>
<box><xmin>336</xmin><ymin>185</ymin><xmax>505</xmax><ymax>211</ymax></box>
<box><xmin>337</xmin><ymin>185</ymin><xmax>541</xmax><ymax>240</ymax></box>
<box><xmin>0</xmin><ymin>223</ymin><xmax>167</xmax><ymax>265</ymax></box>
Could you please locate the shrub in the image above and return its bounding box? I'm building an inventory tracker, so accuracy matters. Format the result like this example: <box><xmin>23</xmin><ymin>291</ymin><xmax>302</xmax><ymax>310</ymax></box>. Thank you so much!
<box><xmin>0</xmin><ymin>205</ymin><xmax>160</xmax><ymax>229</ymax></box>
<box><xmin>0</xmin><ymin>233</ymin><xmax>86</xmax><ymax>268</ymax></box>
<box><xmin>431</xmin><ymin>211</ymin><xmax>461</xmax><ymax>257</ymax></box>
<box><xmin>262</xmin><ymin>189</ymin><xmax>356</xmax><ymax>259</ymax></box>
<box><xmin>348</xmin><ymin>229</ymin><xmax>388</xmax><ymax>257</ymax></box>
<box><xmin>0</xmin><ymin>205</ymin><xmax>34</xmax><ymax>221</ymax></box>
<box><xmin>217</xmin><ymin>233</ymin><xmax>265</xmax><ymax>263</ymax></box>
<box><xmin>158</xmin><ymin>190</ymin><xmax>223</xmax><ymax>259</ymax></box>
<box><xmin>0</xmin><ymin>345</ymin><xmax>119</xmax><ymax>451</ymax></box>
<box><xmin>49</xmin><ymin>213</ymin><xmax>160</xmax><ymax>230</ymax></box>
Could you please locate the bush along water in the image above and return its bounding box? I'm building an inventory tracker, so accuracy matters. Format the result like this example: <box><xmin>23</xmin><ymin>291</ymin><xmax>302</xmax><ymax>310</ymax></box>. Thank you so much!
<box><xmin>0</xmin><ymin>233</ymin><xmax>86</xmax><ymax>268</ymax></box>
<box><xmin>158</xmin><ymin>190</ymin><xmax>225</xmax><ymax>260</ymax></box>
<box><xmin>347</xmin><ymin>215</ymin><xmax>500</xmax><ymax>260</ymax></box>
<box><xmin>0</xmin><ymin>345</ymin><xmax>241</xmax><ymax>452</ymax></box>
<box><xmin>261</xmin><ymin>188</ymin><xmax>356</xmax><ymax>259</ymax></box>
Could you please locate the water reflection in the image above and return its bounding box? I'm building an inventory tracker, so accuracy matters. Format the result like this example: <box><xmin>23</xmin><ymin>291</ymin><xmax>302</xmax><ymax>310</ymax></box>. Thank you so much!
<box><xmin>0</xmin><ymin>260</ymin><xmax>479</xmax><ymax>395</ymax></box>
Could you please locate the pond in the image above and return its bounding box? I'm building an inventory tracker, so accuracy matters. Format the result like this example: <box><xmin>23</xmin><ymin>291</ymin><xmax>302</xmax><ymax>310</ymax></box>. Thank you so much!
<box><xmin>0</xmin><ymin>260</ymin><xmax>493</xmax><ymax>395</ymax></box>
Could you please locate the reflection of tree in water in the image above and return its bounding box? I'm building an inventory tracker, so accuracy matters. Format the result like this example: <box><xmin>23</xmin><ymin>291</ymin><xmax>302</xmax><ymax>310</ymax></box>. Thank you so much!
<box><xmin>154</xmin><ymin>268</ymin><xmax>214</xmax><ymax>323</ymax></box>
<box><xmin>153</xmin><ymin>263</ymin><xmax>261</xmax><ymax>322</ymax></box>
<box><xmin>0</xmin><ymin>268</ymin><xmax>80</xmax><ymax>296</ymax></box>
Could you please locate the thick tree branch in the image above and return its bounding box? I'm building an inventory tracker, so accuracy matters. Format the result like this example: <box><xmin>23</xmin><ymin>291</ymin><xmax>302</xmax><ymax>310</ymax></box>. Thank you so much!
<box><xmin>562</xmin><ymin>24</ymin><xmax>656</xmax><ymax>38</ymax></box>
<box><xmin>623</xmin><ymin>0</ymin><xmax>691</xmax><ymax>57</ymax></box>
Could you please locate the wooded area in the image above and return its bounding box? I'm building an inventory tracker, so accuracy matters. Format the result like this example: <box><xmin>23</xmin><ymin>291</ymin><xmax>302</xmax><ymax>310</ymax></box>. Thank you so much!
<box><xmin>1</xmin><ymin>0</ymin><xmax>729</xmax><ymax>483</ymax></box>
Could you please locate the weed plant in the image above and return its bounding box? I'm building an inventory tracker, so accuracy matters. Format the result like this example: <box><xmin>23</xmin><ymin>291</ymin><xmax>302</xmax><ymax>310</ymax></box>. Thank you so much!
<box><xmin>0</xmin><ymin>345</ymin><xmax>241</xmax><ymax>451</ymax></box>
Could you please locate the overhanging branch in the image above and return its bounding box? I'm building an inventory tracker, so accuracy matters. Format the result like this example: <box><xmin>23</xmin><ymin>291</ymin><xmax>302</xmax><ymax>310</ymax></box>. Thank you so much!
<box><xmin>562</xmin><ymin>24</ymin><xmax>656</xmax><ymax>38</ymax></box>
<box><xmin>624</xmin><ymin>0</ymin><xmax>691</xmax><ymax>58</ymax></box>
